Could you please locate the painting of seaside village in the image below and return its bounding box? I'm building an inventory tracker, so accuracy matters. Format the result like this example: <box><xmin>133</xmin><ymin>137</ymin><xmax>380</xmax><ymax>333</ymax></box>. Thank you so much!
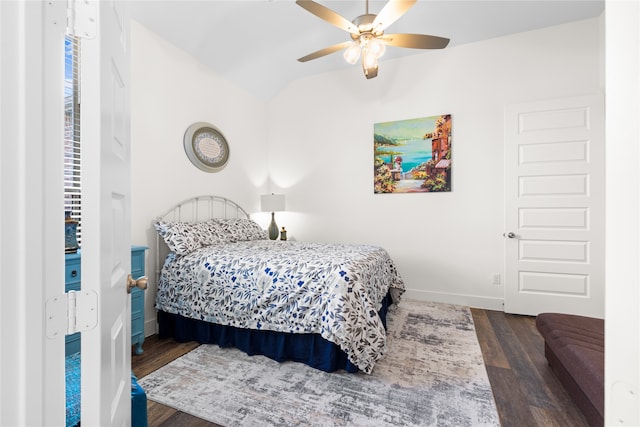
<box><xmin>374</xmin><ymin>114</ymin><xmax>452</xmax><ymax>193</ymax></box>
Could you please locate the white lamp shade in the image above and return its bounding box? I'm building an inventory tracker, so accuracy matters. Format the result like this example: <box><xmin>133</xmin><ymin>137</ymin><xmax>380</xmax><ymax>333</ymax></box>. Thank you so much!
<box><xmin>368</xmin><ymin>37</ymin><xmax>386</xmax><ymax>58</ymax></box>
<box><xmin>261</xmin><ymin>194</ymin><xmax>286</xmax><ymax>212</ymax></box>
<box><xmin>362</xmin><ymin>47</ymin><xmax>378</xmax><ymax>69</ymax></box>
<box><xmin>343</xmin><ymin>42</ymin><xmax>361</xmax><ymax>64</ymax></box>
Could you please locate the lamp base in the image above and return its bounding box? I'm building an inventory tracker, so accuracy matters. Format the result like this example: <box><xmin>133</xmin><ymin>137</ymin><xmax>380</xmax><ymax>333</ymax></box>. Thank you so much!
<box><xmin>268</xmin><ymin>212</ymin><xmax>279</xmax><ymax>240</ymax></box>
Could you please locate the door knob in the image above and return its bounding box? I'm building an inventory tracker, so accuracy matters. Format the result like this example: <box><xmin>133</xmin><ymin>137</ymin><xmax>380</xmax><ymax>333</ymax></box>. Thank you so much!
<box><xmin>127</xmin><ymin>274</ymin><xmax>148</xmax><ymax>294</ymax></box>
<box><xmin>504</xmin><ymin>232</ymin><xmax>516</xmax><ymax>239</ymax></box>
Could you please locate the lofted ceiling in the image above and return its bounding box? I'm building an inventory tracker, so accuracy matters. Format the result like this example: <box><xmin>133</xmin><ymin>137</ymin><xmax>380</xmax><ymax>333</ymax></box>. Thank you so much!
<box><xmin>129</xmin><ymin>0</ymin><xmax>604</xmax><ymax>101</ymax></box>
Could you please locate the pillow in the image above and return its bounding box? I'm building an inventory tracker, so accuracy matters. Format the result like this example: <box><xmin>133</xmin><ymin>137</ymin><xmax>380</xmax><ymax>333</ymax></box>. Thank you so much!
<box><xmin>195</xmin><ymin>220</ymin><xmax>228</xmax><ymax>247</ymax></box>
<box><xmin>153</xmin><ymin>221</ymin><xmax>202</xmax><ymax>255</ymax></box>
<box><xmin>215</xmin><ymin>218</ymin><xmax>268</xmax><ymax>242</ymax></box>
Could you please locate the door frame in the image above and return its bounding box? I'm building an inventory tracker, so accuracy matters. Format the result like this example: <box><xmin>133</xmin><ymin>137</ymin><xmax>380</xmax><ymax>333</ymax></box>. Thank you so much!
<box><xmin>0</xmin><ymin>1</ymin><xmax>66</xmax><ymax>424</ymax></box>
<box><xmin>0</xmin><ymin>1</ymin><xmax>133</xmax><ymax>425</ymax></box>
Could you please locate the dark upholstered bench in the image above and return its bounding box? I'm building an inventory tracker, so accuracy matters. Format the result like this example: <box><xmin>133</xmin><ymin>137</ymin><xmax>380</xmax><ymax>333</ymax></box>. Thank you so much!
<box><xmin>536</xmin><ymin>313</ymin><xmax>604</xmax><ymax>427</ymax></box>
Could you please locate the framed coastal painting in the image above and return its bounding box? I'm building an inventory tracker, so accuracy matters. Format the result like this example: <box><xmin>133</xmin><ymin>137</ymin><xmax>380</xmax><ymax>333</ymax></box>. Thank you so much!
<box><xmin>374</xmin><ymin>114</ymin><xmax>452</xmax><ymax>194</ymax></box>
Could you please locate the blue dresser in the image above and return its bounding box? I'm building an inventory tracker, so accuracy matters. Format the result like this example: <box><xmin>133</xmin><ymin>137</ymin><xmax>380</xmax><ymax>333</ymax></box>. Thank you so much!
<box><xmin>64</xmin><ymin>246</ymin><xmax>148</xmax><ymax>355</ymax></box>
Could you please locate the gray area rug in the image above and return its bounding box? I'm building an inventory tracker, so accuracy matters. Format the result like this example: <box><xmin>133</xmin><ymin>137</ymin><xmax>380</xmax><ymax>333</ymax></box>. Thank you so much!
<box><xmin>139</xmin><ymin>300</ymin><xmax>500</xmax><ymax>426</ymax></box>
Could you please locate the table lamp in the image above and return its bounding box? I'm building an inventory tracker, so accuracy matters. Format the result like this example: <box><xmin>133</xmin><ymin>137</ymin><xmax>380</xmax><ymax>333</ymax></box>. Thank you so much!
<box><xmin>260</xmin><ymin>193</ymin><xmax>286</xmax><ymax>240</ymax></box>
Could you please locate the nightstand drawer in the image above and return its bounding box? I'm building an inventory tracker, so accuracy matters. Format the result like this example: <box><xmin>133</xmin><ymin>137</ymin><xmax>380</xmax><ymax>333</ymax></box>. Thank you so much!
<box><xmin>65</xmin><ymin>259</ymin><xmax>81</xmax><ymax>287</ymax></box>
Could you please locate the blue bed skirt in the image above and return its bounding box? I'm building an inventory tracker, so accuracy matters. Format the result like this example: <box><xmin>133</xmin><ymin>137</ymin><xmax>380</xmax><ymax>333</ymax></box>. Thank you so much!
<box><xmin>157</xmin><ymin>292</ymin><xmax>392</xmax><ymax>373</ymax></box>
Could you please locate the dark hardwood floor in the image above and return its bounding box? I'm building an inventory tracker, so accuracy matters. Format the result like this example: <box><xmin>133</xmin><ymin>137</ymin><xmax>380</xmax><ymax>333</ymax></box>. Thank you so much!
<box><xmin>132</xmin><ymin>309</ymin><xmax>589</xmax><ymax>427</ymax></box>
<box><xmin>470</xmin><ymin>309</ymin><xmax>589</xmax><ymax>427</ymax></box>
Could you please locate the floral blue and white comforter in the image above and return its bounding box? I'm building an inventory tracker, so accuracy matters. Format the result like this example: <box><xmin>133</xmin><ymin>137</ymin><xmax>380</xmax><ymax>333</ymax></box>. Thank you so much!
<box><xmin>156</xmin><ymin>240</ymin><xmax>405</xmax><ymax>373</ymax></box>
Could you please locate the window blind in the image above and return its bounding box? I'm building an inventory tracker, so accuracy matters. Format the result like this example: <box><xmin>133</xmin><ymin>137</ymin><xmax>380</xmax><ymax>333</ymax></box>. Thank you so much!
<box><xmin>64</xmin><ymin>35</ymin><xmax>82</xmax><ymax>244</ymax></box>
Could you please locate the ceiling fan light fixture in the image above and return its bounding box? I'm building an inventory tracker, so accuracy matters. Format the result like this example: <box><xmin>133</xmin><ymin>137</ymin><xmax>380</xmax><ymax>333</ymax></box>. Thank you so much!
<box><xmin>362</xmin><ymin>47</ymin><xmax>378</xmax><ymax>70</ymax></box>
<box><xmin>343</xmin><ymin>42</ymin><xmax>361</xmax><ymax>64</ymax></box>
<box><xmin>368</xmin><ymin>37</ymin><xmax>386</xmax><ymax>58</ymax></box>
<box><xmin>296</xmin><ymin>0</ymin><xmax>449</xmax><ymax>80</ymax></box>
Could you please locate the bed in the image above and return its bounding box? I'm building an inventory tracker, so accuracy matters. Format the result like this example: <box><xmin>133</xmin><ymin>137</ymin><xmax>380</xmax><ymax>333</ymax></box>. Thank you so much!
<box><xmin>153</xmin><ymin>195</ymin><xmax>405</xmax><ymax>374</ymax></box>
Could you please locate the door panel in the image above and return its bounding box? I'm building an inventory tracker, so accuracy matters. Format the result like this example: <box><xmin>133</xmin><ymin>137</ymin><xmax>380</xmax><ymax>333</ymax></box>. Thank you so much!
<box><xmin>518</xmin><ymin>271</ymin><xmax>588</xmax><ymax>295</ymax></box>
<box><xmin>519</xmin><ymin>208</ymin><xmax>588</xmax><ymax>229</ymax></box>
<box><xmin>519</xmin><ymin>140</ymin><xmax>589</xmax><ymax>164</ymax></box>
<box><xmin>519</xmin><ymin>240</ymin><xmax>589</xmax><ymax>263</ymax></box>
<box><xmin>81</xmin><ymin>0</ymin><xmax>131</xmax><ymax>425</ymax></box>
<box><xmin>519</xmin><ymin>174</ymin><xmax>588</xmax><ymax>196</ymax></box>
<box><xmin>504</xmin><ymin>94</ymin><xmax>604</xmax><ymax>317</ymax></box>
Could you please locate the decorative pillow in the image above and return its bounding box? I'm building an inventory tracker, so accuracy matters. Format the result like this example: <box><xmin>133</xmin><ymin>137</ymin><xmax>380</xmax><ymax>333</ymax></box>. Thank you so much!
<box><xmin>153</xmin><ymin>221</ymin><xmax>202</xmax><ymax>255</ymax></box>
<box><xmin>215</xmin><ymin>218</ymin><xmax>268</xmax><ymax>242</ymax></box>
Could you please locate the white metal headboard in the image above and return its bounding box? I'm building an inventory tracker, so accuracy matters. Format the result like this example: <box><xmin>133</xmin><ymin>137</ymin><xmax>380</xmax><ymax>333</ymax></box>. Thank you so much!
<box><xmin>154</xmin><ymin>195</ymin><xmax>250</xmax><ymax>281</ymax></box>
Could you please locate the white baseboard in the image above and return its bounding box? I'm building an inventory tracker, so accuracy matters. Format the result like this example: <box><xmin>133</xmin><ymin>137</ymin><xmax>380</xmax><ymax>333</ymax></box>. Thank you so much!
<box><xmin>402</xmin><ymin>289</ymin><xmax>505</xmax><ymax>311</ymax></box>
<box><xmin>144</xmin><ymin>317</ymin><xmax>158</xmax><ymax>337</ymax></box>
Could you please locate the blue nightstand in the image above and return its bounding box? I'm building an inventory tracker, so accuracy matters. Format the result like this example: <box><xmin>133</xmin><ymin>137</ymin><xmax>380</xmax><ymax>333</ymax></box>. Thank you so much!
<box><xmin>64</xmin><ymin>252</ymin><xmax>82</xmax><ymax>356</ymax></box>
<box><xmin>64</xmin><ymin>246</ymin><xmax>148</xmax><ymax>355</ymax></box>
<box><xmin>130</xmin><ymin>245</ymin><xmax>148</xmax><ymax>355</ymax></box>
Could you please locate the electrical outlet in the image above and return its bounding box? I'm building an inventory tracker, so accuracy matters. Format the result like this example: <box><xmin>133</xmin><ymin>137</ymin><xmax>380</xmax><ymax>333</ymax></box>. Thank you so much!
<box><xmin>492</xmin><ymin>273</ymin><xmax>501</xmax><ymax>285</ymax></box>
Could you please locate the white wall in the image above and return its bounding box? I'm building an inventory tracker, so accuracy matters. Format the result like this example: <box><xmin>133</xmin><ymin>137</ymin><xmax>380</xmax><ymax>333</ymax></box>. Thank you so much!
<box><xmin>605</xmin><ymin>0</ymin><xmax>640</xmax><ymax>424</ymax></box>
<box><xmin>130</xmin><ymin>17</ymin><xmax>603</xmax><ymax>334</ymax></box>
<box><xmin>268</xmin><ymin>17</ymin><xmax>603</xmax><ymax>309</ymax></box>
<box><xmin>130</xmin><ymin>21</ymin><xmax>270</xmax><ymax>335</ymax></box>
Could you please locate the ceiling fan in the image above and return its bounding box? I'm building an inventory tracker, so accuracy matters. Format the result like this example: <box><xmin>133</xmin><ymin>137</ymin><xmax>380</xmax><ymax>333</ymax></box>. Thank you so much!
<box><xmin>296</xmin><ymin>0</ymin><xmax>450</xmax><ymax>79</ymax></box>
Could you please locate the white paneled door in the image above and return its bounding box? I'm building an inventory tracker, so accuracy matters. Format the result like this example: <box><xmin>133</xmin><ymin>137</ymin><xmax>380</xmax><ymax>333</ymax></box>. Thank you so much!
<box><xmin>504</xmin><ymin>95</ymin><xmax>604</xmax><ymax>317</ymax></box>
<box><xmin>80</xmin><ymin>1</ymin><xmax>132</xmax><ymax>425</ymax></box>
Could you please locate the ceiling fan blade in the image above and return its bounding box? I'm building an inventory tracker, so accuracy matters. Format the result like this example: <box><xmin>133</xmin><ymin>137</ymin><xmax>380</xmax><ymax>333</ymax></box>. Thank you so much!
<box><xmin>381</xmin><ymin>33</ymin><xmax>450</xmax><ymax>49</ymax></box>
<box><xmin>372</xmin><ymin>0</ymin><xmax>417</xmax><ymax>32</ymax></box>
<box><xmin>295</xmin><ymin>0</ymin><xmax>359</xmax><ymax>35</ymax></box>
<box><xmin>297</xmin><ymin>41</ymin><xmax>353</xmax><ymax>62</ymax></box>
